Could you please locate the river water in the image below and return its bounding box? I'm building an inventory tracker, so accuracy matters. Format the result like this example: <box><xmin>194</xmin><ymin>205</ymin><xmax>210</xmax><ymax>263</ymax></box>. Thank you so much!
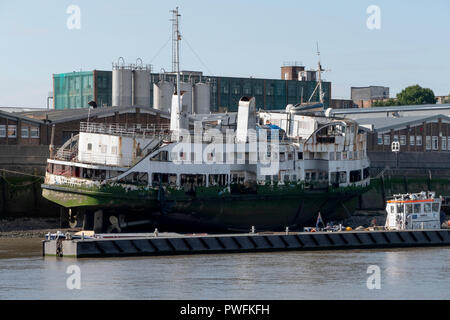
<box><xmin>0</xmin><ymin>238</ymin><xmax>448</xmax><ymax>300</ymax></box>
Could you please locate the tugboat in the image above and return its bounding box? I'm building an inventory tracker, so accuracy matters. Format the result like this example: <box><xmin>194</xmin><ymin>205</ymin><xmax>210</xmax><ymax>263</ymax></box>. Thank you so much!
<box><xmin>41</xmin><ymin>8</ymin><xmax>371</xmax><ymax>232</ymax></box>
<box><xmin>385</xmin><ymin>192</ymin><xmax>443</xmax><ymax>230</ymax></box>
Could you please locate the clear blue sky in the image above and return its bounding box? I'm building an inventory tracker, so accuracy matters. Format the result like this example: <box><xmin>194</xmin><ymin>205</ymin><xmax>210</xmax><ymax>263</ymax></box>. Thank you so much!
<box><xmin>0</xmin><ymin>0</ymin><xmax>449</xmax><ymax>107</ymax></box>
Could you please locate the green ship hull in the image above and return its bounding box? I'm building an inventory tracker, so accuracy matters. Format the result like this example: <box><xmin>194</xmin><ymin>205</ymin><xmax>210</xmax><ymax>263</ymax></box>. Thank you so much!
<box><xmin>42</xmin><ymin>183</ymin><xmax>368</xmax><ymax>231</ymax></box>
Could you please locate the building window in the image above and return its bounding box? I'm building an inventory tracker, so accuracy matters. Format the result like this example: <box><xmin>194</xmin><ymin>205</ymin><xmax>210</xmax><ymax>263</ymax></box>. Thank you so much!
<box><xmin>448</xmin><ymin>137</ymin><xmax>450</xmax><ymax>151</ymax></box>
<box><xmin>400</xmin><ymin>135</ymin><xmax>406</xmax><ymax>146</ymax></box>
<box><xmin>442</xmin><ymin>137</ymin><xmax>447</xmax><ymax>150</ymax></box>
<box><xmin>21</xmin><ymin>127</ymin><xmax>29</xmax><ymax>138</ymax></box>
<box><xmin>7</xmin><ymin>125</ymin><xmax>16</xmax><ymax>138</ymax></box>
<box><xmin>383</xmin><ymin>135</ymin><xmax>390</xmax><ymax>145</ymax></box>
<box><xmin>377</xmin><ymin>134</ymin><xmax>383</xmax><ymax>145</ymax></box>
<box><xmin>348</xmin><ymin>151</ymin><xmax>353</xmax><ymax>160</ymax></box>
<box><xmin>87</xmin><ymin>143</ymin><xmax>92</xmax><ymax>151</ymax></box>
<box><xmin>30</xmin><ymin>127</ymin><xmax>39</xmax><ymax>138</ymax></box>
<box><xmin>329</xmin><ymin>152</ymin><xmax>335</xmax><ymax>161</ymax></box>
<box><xmin>416</xmin><ymin>136</ymin><xmax>422</xmax><ymax>146</ymax></box>
<box><xmin>432</xmin><ymin>136</ymin><xmax>438</xmax><ymax>150</ymax></box>
<box><xmin>426</xmin><ymin>136</ymin><xmax>431</xmax><ymax>150</ymax></box>
<box><xmin>393</xmin><ymin>135</ymin><xmax>398</xmax><ymax>142</ymax></box>
<box><xmin>0</xmin><ymin>125</ymin><xmax>6</xmax><ymax>138</ymax></box>
<box><xmin>410</xmin><ymin>135</ymin><xmax>415</xmax><ymax>146</ymax></box>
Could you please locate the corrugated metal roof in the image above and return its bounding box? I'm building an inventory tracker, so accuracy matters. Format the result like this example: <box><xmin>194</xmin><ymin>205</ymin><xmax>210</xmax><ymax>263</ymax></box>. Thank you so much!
<box><xmin>17</xmin><ymin>106</ymin><xmax>170</xmax><ymax>124</ymax></box>
<box><xmin>330</xmin><ymin>103</ymin><xmax>450</xmax><ymax>115</ymax></box>
<box><xmin>355</xmin><ymin>114</ymin><xmax>450</xmax><ymax>133</ymax></box>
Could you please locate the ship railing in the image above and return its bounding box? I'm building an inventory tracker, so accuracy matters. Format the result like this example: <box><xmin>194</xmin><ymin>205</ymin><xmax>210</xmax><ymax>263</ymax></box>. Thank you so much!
<box><xmin>77</xmin><ymin>153</ymin><xmax>138</xmax><ymax>167</ymax></box>
<box><xmin>80</xmin><ymin>122</ymin><xmax>171</xmax><ymax>137</ymax></box>
<box><xmin>54</xmin><ymin>150</ymin><xmax>78</xmax><ymax>162</ymax></box>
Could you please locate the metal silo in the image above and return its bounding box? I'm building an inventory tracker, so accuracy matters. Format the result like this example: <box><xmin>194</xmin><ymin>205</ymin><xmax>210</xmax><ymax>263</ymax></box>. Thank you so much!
<box><xmin>153</xmin><ymin>80</ymin><xmax>174</xmax><ymax>112</ymax></box>
<box><xmin>194</xmin><ymin>82</ymin><xmax>211</xmax><ymax>114</ymax></box>
<box><xmin>112</xmin><ymin>57</ymin><xmax>132</xmax><ymax>106</ymax></box>
<box><xmin>133</xmin><ymin>60</ymin><xmax>152</xmax><ymax>107</ymax></box>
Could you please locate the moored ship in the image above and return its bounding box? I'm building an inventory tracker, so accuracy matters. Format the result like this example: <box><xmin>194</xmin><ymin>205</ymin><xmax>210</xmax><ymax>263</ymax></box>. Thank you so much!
<box><xmin>41</xmin><ymin>8</ymin><xmax>371</xmax><ymax>233</ymax></box>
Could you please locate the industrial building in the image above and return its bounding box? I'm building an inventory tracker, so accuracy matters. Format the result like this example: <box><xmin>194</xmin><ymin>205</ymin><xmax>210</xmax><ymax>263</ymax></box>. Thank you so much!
<box><xmin>53</xmin><ymin>70</ymin><xmax>113</xmax><ymax>109</ymax></box>
<box><xmin>351</xmin><ymin>86</ymin><xmax>390</xmax><ymax>108</ymax></box>
<box><xmin>329</xmin><ymin>104</ymin><xmax>450</xmax><ymax>174</ymax></box>
<box><xmin>52</xmin><ymin>64</ymin><xmax>332</xmax><ymax>112</ymax></box>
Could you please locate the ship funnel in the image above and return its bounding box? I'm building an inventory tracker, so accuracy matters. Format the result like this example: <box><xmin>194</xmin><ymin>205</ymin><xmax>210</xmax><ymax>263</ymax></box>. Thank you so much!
<box><xmin>170</xmin><ymin>90</ymin><xmax>191</xmax><ymax>134</ymax></box>
<box><xmin>236</xmin><ymin>96</ymin><xmax>256</xmax><ymax>143</ymax></box>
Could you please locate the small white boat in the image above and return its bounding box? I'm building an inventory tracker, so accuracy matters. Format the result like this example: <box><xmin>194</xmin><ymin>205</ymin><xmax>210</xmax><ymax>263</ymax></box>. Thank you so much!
<box><xmin>385</xmin><ymin>191</ymin><xmax>442</xmax><ymax>230</ymax></box>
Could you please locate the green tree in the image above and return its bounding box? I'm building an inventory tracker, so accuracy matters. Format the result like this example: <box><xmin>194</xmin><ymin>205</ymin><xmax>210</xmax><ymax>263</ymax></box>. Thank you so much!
<box><xmin>396</xmin><ymin>85</ymin><xmax>435</xmax><ymax>105</ymax></box>
<box><xmin>372</xmin><ymin>98</ymin><xmax>400</xmax><ymax>107</ymax></box>
<box><xmin>372</xmin><ymin>85</ymin><xmax>436</xmax><ymax>107</ymax></box>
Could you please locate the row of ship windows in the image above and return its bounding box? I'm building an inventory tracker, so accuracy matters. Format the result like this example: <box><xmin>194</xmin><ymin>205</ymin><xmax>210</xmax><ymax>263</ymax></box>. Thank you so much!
<box><xmin>0</xmin><ymin>125</ymin><xmax>40</xmax><ymax>138</ymax></box>
<box><xmin>389</xmin><ymin>202</ymin><xmax>439</xmax><ymax>214</ymax></box>
<box><xmin>378</xmin><ymin>134</ymin><xmax>450</xmax><ymax>150</ymax></box>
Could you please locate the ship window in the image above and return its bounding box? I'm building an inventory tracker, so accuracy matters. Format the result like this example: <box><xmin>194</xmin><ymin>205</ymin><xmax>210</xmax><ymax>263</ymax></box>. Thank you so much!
<box><xmin>153</xmin><ymin>173</ymin><xmax>176</xmax><ymax>186</ymax></box>
<box><xmin>339</xmin><ymin>172</ymin><xmax>347</xmax><ymax>183</ymax></box>
<box><xmin>413</xmin><ymin>203</ymin><xmax>421</xmax><ymax>213</ymax></box>
<box><xmin>209</xmin><ymin>174</ymin><xmax>228</xmax><ymax>186</ymax></box>
<box><xmin>121</xmin><ymin>172</ymin><xmax>148</xmax><ymax>186</ymax></box>
<box><xmin>349</xmin><ymin>170</ymin><xmax>361</xmax><ymax>183</ymax></box>
<box><xmin>396</xmin><ymin>204</ymin><xmax>404</xmax><ymax>213</ymax></box>
<box><xmin>424</xmin><ymin>203</ymin><xmax>432</xmax><ymax>213</ymax></box>
<box><xmin>432</xmin><ymin>203</ymin><xmax>439</xmax><ymax>212</ymax></box>
<box><xmin>87</xmin><ymin>143</ymin><xmax>92</xmax><ymax>151</ymax></box>
<box><xmin>389</xmin><ymin>205</ymin><xmax>394</xmax><ymax>214</ymax></box>
<box><xmin>405</xmin><ymin>204</ymin><xmax>413</xmax><ymax>214</ymax></box>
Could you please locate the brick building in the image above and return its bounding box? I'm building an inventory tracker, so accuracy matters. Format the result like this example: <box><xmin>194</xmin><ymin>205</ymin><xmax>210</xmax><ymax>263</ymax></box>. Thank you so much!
<box><xmin>3</xmin><ymin>106</ymin><xmax>170</xmax><ymax>146</ymax></box>
<box><xmin>357</xmin><ymin>114</ymin><xmax>450</xmax><ymax>172</ymax></box>
<box><xmin>0</xmin><ymin>106</ymin><xmax>170</xmax><ymax>174</ymax></box>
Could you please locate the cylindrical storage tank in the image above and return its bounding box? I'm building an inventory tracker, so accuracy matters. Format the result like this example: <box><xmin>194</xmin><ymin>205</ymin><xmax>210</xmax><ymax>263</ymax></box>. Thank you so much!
<box><xmin>153</xmin><ymin>80</ymin><xmax>174</xmax><ymax>112</ymax></box>
<box><xmin>112</xmin><ymin>66</ymin><xmax>132</xmax><ymax>106</ymax></box>
<box><xmin>194</xmin><ymin>82</ymin><xmax>211</xmax><ymax>114</ymax></box>
<box><xmin>133</xmin><ymin>69</ymin><xmax>151</xmax><ymax>107</ymax></box>
<box><xmin>179</xmin><ymin>82</ymin><xmax>194</xmax><ymax>114</ymax></box>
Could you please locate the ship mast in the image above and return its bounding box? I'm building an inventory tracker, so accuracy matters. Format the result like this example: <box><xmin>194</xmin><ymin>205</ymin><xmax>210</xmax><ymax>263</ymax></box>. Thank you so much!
<box><xmin>170</xmin><ymin>7</ymin><xmax>182</xmax><ymax>137</ymax></box>
<box><xmin>307</xmin><ymin>42</ymin><xmax>326</xmax><ymax>104</ymax></box>
<box><xmin>316</xmin><ymin>42</ymin><xmax>324</xmax><ymax>104</ymax></box>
